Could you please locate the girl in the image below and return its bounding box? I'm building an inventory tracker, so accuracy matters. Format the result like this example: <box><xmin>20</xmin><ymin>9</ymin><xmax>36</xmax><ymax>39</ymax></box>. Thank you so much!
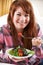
<box><xmin>0</xmin><ymin>0</ymin><xmax>42</xmax><ymax>64</ymax></box>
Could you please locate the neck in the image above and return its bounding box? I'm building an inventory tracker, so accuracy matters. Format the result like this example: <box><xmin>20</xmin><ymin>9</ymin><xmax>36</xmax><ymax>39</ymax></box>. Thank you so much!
<box><xmin>16</xmin><ymin>29</ymin><xmax>23</xmax><ymax>34</ymax></box>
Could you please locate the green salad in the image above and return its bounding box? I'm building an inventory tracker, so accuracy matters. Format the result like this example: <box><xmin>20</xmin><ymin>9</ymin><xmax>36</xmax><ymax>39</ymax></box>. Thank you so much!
<box><xmin>8</xmin><ymin>46</ymin><xmax>34</xmax><ymax>57</ymax></box>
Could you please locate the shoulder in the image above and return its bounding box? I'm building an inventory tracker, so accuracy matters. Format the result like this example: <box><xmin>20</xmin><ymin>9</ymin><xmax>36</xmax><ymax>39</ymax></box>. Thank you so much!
<box><xmin>0</xmin><ymin>24</ymin><xmax>11</xmax><ymax>36</ymax></box>
<box><xmin>36</xmin><ymin>23</ymin><xmax>40</xmax><ymax>32</ymax></box>
<box><xmin>36</xmin><ymin>23</ymin><xmax>42</xmax><ymax>37</ymax></box>
<box><xmin>34</xmin><ymin>23</ymin><xmax>40</xmax><ymax>33</ymax></box>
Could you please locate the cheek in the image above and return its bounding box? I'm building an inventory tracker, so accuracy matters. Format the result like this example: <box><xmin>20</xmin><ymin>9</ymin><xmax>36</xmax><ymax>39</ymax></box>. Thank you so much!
<box><xmin>25</xmin><ymin>17</ymin><xmax>30</xmax><ymax>24</ymax></box>
<box><xmin>27</xmin><ymin>17</ymin><xmax>30</xmax><ymax>22</ymax></box>
<box><xmin>13</xmin><ymin>17</ymin><xmax>17</xmax><ymax>23</ymax></box>
<box><xmin>13</xmin><ymin>16</ymin><xmax>19</xmax><ymax>23</ymax></box>
<box><xmin>13</xmin><ymin>17</ymin><xmax>15</xmax><ymax>23</ymax></box>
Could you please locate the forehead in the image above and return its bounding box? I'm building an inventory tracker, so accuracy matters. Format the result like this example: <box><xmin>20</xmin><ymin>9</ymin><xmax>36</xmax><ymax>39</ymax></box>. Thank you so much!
<box><xmin>15</xmin><ymin>7</ymin><xmax>26</xmax><ymax>14</ymax></box>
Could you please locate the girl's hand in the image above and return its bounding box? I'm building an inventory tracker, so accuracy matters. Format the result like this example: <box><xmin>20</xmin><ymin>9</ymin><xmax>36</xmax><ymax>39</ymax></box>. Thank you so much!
<box><xmin>32</xmin><ymin>37</ymin><xmax>42</xmax><ymax>47</ymax></box>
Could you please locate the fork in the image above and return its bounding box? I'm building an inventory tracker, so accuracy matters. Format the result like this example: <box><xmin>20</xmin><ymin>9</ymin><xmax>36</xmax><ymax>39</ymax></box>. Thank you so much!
<box><xmin>18</xmin><ymin>33</ymin><xmax>33</xmax><ymax>39</ymax></box>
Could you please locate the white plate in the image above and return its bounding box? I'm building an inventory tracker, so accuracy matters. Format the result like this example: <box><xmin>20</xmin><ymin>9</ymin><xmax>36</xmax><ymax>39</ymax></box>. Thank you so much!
<box><xmin>0</xmin><ymin>63</ymin><xmax>14</xmax><ymax>65</ymax></box>
<box><xmin>6</xmin><ymin>48</ymin><xmax>34</xmax><ymax>60</ymax></box>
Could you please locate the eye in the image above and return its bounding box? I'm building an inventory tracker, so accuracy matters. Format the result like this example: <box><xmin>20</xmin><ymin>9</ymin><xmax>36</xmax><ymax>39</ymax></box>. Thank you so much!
<box><xmin>25</xmin><ymin>14</ymin><xmax>29</xmax><ymax>17</ymax></box>
<box><xmin>17</xmin><ymin>14</ymin><xmax>21</xmax><ymax>16</ymax></box>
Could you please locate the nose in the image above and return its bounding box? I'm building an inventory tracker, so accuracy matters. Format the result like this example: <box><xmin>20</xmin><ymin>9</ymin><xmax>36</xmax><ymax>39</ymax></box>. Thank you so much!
<box><xmin>20</xmin><ymin>16</ymin><xmax>25</xmax><ymax>23</ymax></box>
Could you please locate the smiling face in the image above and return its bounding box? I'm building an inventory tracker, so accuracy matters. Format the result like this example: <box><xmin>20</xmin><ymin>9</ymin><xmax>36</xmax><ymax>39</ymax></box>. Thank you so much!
<box><xmin>13</xmin><ymin>7</ymin><xmax>30</xmax><ymax>32</ymax></box>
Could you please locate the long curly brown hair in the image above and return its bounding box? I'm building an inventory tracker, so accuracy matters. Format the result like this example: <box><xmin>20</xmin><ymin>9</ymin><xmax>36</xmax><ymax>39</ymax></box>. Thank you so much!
<box><xmin>7</xmin><ymin>0</ymin><xmax>38</xmax><ymax>49</ymax></box>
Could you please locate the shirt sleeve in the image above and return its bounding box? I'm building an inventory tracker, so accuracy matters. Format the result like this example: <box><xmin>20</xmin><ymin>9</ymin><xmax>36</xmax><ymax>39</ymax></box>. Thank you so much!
<box><xmin>36</xmin><ymin>23</ymin><xmax>42</xmax><ymax>37</ymax></box>
<box><xmin>38</xmin><ymin>29</ymin><xmax>42</xmax><ymax>37</ymax></box>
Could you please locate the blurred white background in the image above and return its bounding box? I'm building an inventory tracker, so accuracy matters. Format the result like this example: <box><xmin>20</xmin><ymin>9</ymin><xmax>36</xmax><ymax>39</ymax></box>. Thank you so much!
<box><xmin>0</xmin><ymin>0</ymin><xmax>43</xmax><ymax>33</ymax></box>
<box><xmin>30</xmin><ymin>0</ymin><xmax>43</xmax><ymax>33</ymax></box>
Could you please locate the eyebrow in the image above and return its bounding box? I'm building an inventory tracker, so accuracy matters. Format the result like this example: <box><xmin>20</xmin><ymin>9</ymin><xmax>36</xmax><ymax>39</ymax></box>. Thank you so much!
<box><xmin>17</xmin><ymin>12</ymin><xmax>21</xmax><ymax>13</ymax></box>
<box><xmin>17</xmin><ymin>12</ymin><xmax>27</xmax><ymax>14</ymax></box>
<box><xmin>17</xmin><ymin>12</ymin><xmax>29</xmax><ymax>15</ymax></box>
